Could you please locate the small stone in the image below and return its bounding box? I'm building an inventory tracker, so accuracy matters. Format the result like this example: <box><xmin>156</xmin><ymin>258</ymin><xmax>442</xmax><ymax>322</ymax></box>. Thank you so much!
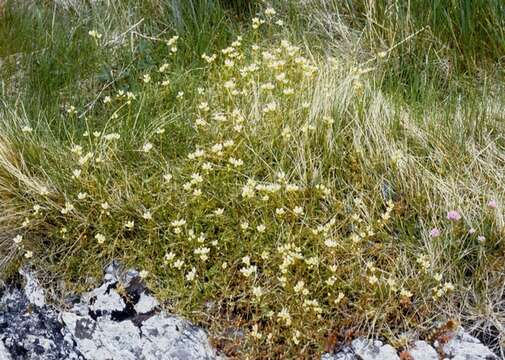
<box><xmin>352</xmin><ymin>338</ymin><xmax>399</xmax><ymax>360</ymax></box>
<box><xmin>0</xmin><ymin>341</ymin><xmax>12</xmax><ymax>360</ymax></box>
<box><xmin>442</xmin><ymin>328</ymin><xmax>498</xmax><ymax>360</ymax></box>
<box><xmin>89</xmin><ymin>289</ymin><xmax>126</xmax><ymax>315</ymax></box>
<box><xmin>19</xmin><ymin>268</ymin><xmax>45</xmax><ymax>307</ymax></box>
<box><xmin>134</xmin><ymin>292</ymin><xmax>159</xmax><ymax>314</ymax></box>
<box><xmin>409</xmin><ymin>341</ymin><xmax>438</xmax><ymax>360</ymax></box>
<box><xmin>321</xmin><ymin>346</ymin><xmax>356</xmax><ymax>359</ymax></box>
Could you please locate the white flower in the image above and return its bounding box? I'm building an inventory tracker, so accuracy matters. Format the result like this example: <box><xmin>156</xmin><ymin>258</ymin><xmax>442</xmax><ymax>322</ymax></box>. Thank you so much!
<box><xmin>286</xmin><ymin>184</ymin><xmax>300</xmax><ymax>192</ymax></box>
<box><xmin>334</xmin><ymin>292</ymin><xmax>345</xmax><ymax>304</ymax></box>
<box><xmin>202</xmin><ymin>162</ymin><xmax>213</xmax><ymax>171</ymax></box>
<box><xmin>265</xmin><ymin>7</ymin><xmax>276</xmax><ymax>16</ymax></box>
<box><xmin>158</xmin><ymin>63</ymin><xmax>169</xmax><ymax>73</ymax></box>
<box><xmin>214</xmin><ymin>208</ymin><xmax>224</xmax><ymax>216</ymax></box>
<box><xmin>241</xmin><ymin>185</ymin><xmax>255</xmax><ymax>198</ymax></box>
<box><xmin>368</xmin><ymin>274</ymin><xmax>379</xmax><ymax>285</ymax></box>
<box><xmin>78</xmin><ymin>152</ymin><xmax>93</xmax><ymax>166</ymax></box>
<box><xmin>95</xmin><ymin>233</ymin><xmax>106</xmax><ymax>244</ymax></box>
<box><xmin>228</xmin><ymin>157</ymin><xmax>243</xmax><ymax>167</ymax></box>
<box><xmin>240</xmin><ymin>222</ymin><xmax>249</xmax><ymax>230</ymax></box>
<box><xmin>143</xmin><ymin>211</ymin><xmax>152</xmax><ymax>220</ymax></box>
<box><xmin>125</xmin><ymin>220</ymin><xmax>134</xmax><ymax>229</ymax></box>
<box><xmin>171</xmin><ymin>219</ymin><xmax>186</xmax><ymax>227</ymax></box>
<box><xmin>262</xmin><ymin>101</ymin><xmax>277</xmax><ymax>113</ymax></box>
<box><xmin>195</xmin><ymin>117</ymin><xmax>207</xmax><ymax>127</ymax></box>
<box><xmin>164</xmin><ymin>252</ymin><xmax>175</xmax><ymax>261</ymax></box>
<box><xmin>24</xmin><ymin>251</ymin><xmax>33</xmax><ymax>259</ymax></box>
<box><xmin>61</xmin><ymin>202</ymin><xmax>74</xmax><ymax>214</ymax></box>
<box><xmin>275</xmin><ymin>208</ymin><xmax>285</xmax><ymax>216</ymax></box>
<box><xmin>77</xmin><ymin>192</ymin><xmax>87</xmax><ymax>200</ymax></box>
<box><xmin>294</xmin><ymin>280</ymin><xmax>305</xmax><ymax>293</ymax></box>
<box><xmin>173</xmin><ymin>259</ymin><xmax>184</xmax><ymax>269</ymax></box>
<box><xmin>140</xmin><ymin>270</ymin><xmax>149</xmax><ymax>279</ymax></box>
<box><xmin>211</xmin><ymin>143</ymin><xmax>223</xmax><ymax>153</ymax></box>
<box><xmin>88</xmin><ymin>30</ymin><xmax>102</xmax><ymax>39</ymax></box>
<box><xmin>283</xmin><ymin>88</ymin><xmax>294</xmax><ymax>95</ymax></box>
<box><xmin>256</xmin><ymin>224</ymin><xmax>266</xmax><ymax>233</ymax></box>
<box><xmin>104</xmin><ymin>133</ymin><xmax>120</xmax><ymax>141</ymax></box>
<box><xmin>277</xmin><ymin>308</ymin><xmax>292</xmax><ymax>326</ymax></box>
<box><xmin>324</xmin><ymin>239</ymin><xmax>337</xmax><ymax>248</ymax></box>
<box><xmin>293</xmin><ymin>206</ymin><xmax>304</xmax><ymax>216</ymax></box>
<box><xmin>190</xmin><ymin>173</ymin><xmax>203</xmax><ymax>184</ymax></box>
<box><xmin>325</xmin><ymin>276</ymin><xmax>337</xmax><ymax>286</ymax></box>
<box><xmin>443</xmin><ymin>282</ymin><xmax>454</xmax><ymax>292</ymax></box>
<box><xmin>167</xmin><ymin>35</ymin><xmax>179</xmax><ymax>46</ymax></box>
<box><xmin>242</xmin><ymin>256</ymin><xmax>251</xmax><ymax>265</ymax></box>
<box><xmin>185</xmin><ymin>267</ymin><xmax>197</xmax><ymax>281</ymax></box>
<box><xmin>163</xmin><ymin>173</ymin><xmax>172</xmax><ymax>182</ymax></box>
<box><xmin>250</xmin><ymin>324</ymin><xmax>262</xmax><ymax>339</ymax></box>
<box><xmin>252</xmin><ymin>286</ymin><xmax>263</xmax><ymax>298</ymax></box>
<box><xmin>13</xmin><ymin>235</ymin><xmax>23</xmax><ymax>244</ymax></box>
<box><xmin>400</xmin><ymin>288</ymin><xmax>412</xmax><ymax>298</ymax></box>
<box><xmin>72</xmin><ymin>169</ymin><xmax>82</xmax><ymax>179</ymax></box>
<box><xmin>70</xmin><ymin>145</ymin><xmax>82</xmax><ymax>155</ymax></box>
<box><xmin>142</xmin><ymin>142</ymin><xmax>153</xmax><ymax>153</ymax></box>
<box><xmin>240</xmin><ymin>265</ymin><xmax>257</xmax><ymax>278</ymax></box>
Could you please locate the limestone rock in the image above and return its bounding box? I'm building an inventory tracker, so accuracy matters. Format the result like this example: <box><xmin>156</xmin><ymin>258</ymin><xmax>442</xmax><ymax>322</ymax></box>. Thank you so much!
<box><xmin>0</xmin><ymin>263</ymin><xmax>222</xmax><ymax>360</ymax></box>
<box><xmin>409</xmin><ymin>341</ymin><xmax>438</xmax><ymax>360</ymax></box>
<box><xmin>0</xmin><ymin>288</ymin><xmax>84</xmax><ymax>360</ymax></box>
<box><xmin>351</xmin><ymin>338</ymin><xmax>399</xmax><ymax>360</ymax></box>
<box><xmin>60</xmin><ymin>261</ymin><xmax>222</xmax><ymax>360</ymax></box>
<box><xmin>441</xmin><ymin>328</ymin><xmax>499</xmax><ymax>360</ymax></box>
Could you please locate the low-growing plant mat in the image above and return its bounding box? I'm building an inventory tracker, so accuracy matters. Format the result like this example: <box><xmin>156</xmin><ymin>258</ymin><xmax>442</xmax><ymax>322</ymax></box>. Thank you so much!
<box><xmin>0</xmin><ymin>1</ymin><xmax>504</xmax><ymax>358</ymax></box>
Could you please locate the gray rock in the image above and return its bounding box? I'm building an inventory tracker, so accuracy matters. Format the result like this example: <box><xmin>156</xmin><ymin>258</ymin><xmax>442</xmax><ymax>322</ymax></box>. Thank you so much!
<box><xmin>19</xmin><ymin>267</ymin><xmax>45</xmax><ymax>307</ymax></box>
<box><xmin>60</xmin><ymin>261</ymin><xmax>222</xmax><ymax>359</ymax></box>
<box><xmin>0</xmin><ymin>287</ymin><xmax>84</xmax><ymax>360</ymax></box>
<box><xmin>409</xmin><ymin>341</ymin><xmax>438</xmax><ymax>360</ymax></box>
<box><xmin>442</xmin><ymin>328</ymin><xmax>498</xmax><ymax>360</ymax></box>
<box><xmin>134</xmin><ymin>292</ymin><xmax>159</xmax><ymax>314</ymax></box>
<box><xmin>0</xmin><ymin>341</ymin><xmax>12</xmax><ymax>360</ymax></box>
<box><xmin>321</xmin><ymin>346</ymin><xmax>356</xmax><ymax>359</ymax></box>
<box><xmin>88</xmin><ymin>288</ymin><xmax>126</xmax><ymax>315</ymax></box>
<box><xmin>352</xmin><ymin>338</ymin><xmax>399</xmax><ymax>360</ymax></box>
<box><xmin>1</xmin><ymin>264</ymin><xmax>223</xmax><ymax>360</ymax></box>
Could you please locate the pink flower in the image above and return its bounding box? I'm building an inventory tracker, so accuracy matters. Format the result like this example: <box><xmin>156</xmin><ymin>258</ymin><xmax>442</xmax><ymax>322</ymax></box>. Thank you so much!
<box><xmin>487</xmin><ymin>199</ymin><xmax>497</xmax><ymax>209</ymax></box>
<box><xmin>429</xmin><ymin>228</ymin><xmax>441</xmax><ymax>238</ymax></box>
<box><xmin>468</xmin><ymin>228</ymin><xmax>476</xmax><ymax>234</ymax></box>
<box><xmin>477</xmin><ymin>235</ymin><xmax>486</xmax><ymax>242</ymax></box>
<box><xmin>447</xmin><ymin>210</ymin><xmax>461</xmax><ymax>221</ymax></box>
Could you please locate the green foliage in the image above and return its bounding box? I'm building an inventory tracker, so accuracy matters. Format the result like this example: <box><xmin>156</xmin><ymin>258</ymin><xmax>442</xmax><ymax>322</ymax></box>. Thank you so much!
<box><xmin>0</xmin><ymin>0</ymin><xmax>504</xmax><ymax>357</ymax></box>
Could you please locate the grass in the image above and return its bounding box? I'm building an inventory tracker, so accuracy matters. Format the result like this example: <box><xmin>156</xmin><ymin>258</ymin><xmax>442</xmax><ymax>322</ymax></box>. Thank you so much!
<box><xmin>1</xmin><ymin>0</ymin><xmax>504</xmax><ymax>358</ymax></box>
